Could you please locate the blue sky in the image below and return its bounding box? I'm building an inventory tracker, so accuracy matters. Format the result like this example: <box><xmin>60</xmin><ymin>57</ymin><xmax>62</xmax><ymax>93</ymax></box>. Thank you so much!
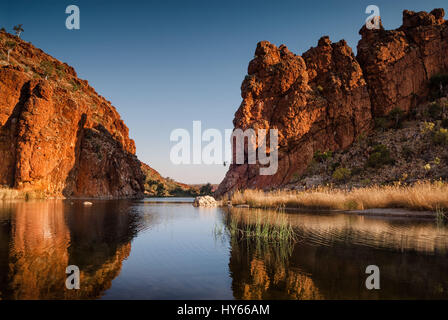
<box><xmin>2</xmin><ymin>0</ymin><xmax>447</xmax><ymax>183</ymax></box>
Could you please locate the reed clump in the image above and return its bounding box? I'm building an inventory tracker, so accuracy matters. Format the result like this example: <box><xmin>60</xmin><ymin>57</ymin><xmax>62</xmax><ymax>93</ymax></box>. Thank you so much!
<box><xmin>214</xmin><ymin>210</ymin><xmax>298</xmax><ymax>243</ymax></box>
<box><xmin>230</xmin><ymin>181</ymin><xmax>448</xmax><ymax>211</ymax></box>
<box><xmin>228</xmin><ymin>213</ymin><xmax>296</xmax><ymax>242</ymax></box>
<box><xmin>0</xmin><ymin>187</ymin><xmax>46</xmax><ymax>200</ymax></box>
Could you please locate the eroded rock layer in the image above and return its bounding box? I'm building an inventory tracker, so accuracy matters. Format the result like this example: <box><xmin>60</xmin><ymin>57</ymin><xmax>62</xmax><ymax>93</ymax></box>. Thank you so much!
<box><xmin>217</xmin><ymin>9</ymin><xmax>448</xmax><ymax>196</ymax></box>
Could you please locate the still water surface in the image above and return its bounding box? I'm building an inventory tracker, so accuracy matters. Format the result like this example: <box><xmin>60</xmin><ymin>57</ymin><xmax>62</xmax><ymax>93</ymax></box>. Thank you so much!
<box><xmin>0</xmin><ymin>198</ymin><xmax>447</xmax><ymax>299</ymax></box>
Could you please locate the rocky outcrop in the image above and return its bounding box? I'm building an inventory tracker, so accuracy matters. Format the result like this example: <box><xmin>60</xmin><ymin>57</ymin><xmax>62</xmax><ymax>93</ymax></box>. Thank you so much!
<box><xmin>217</xmin><ymin>8</ymin><xmax>448</xmax><ymax>196</ymax></box>
<box><xmin>357</xmin><ymin>8</ymin><xmax>448</xmax><ymax>116</ymax></box>
<box><xmin>217</xmin><ymin>35</ymin><xmax>371</xmax><ymax>194</ymax></box>
<box><xmin>0</xmin><ymin>31</ymin><xmax>144</xmax><ymax>198</ymax></box>
<box><xmin>193</xmin><ymin>195</ymin><xmax>218</xmax><ymax>207</ymax></box>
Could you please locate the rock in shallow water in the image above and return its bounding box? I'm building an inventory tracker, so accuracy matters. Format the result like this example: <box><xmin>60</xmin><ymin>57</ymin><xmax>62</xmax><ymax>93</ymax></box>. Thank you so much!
<box><xmin>193</xmin><ymin>196</ymin><xmax>217</xmax><ymax>207</ymax></box>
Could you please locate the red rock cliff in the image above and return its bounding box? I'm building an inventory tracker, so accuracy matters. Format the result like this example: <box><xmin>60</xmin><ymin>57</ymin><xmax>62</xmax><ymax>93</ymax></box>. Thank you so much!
<box><xmin>0</xmin><ymin>31</ymin><xmax>144</xmax><ymax>198</ymax></box>
<box><xmin>217</xmin><ymin>8</ymin><xmax>448</xmax><ymax>196</ymax></box>
<box><xmin>357</xmin><ymin>8</ymin><xmax>448</xmax><ymax>116</ymax></box>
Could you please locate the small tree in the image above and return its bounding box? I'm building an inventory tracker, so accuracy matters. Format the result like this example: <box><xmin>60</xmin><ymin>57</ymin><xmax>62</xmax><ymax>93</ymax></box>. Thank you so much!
<box><xmin>40</xmin><ymin>60</ymin><xmax>54</xmax><ymax>79</ymax></box>
<box><xmin>366</xmin><ymin>144</ymin><xmax>394</xmax><ymax>168</ymax></box>
<box><xmin>13</xmin><ymin>24</ymin><xmax>24</xmax><ymax>37</ymax></box>
<box><xmin>200</xmin><ymin>183</ymin><xmax>213</xmax><ymax>195</ymax></box>
<box><xmin>0</xmin><ymin>27</ymin><xmax>6</xmax><ymax>32</ymax></box>
<box><xmin>388</xmin><ymin>107</ymin><xmax>405</xmax><ymax>129</ymax></box>
<box><xmin>5</xmin><ymin>41</ymin><xmax>16</xmax><ymax>63</ymax></box>
<box><xmin>429</xmin><ymin>74</ymin><xmax>448</xmax><ymax>98</ymax></box>
<box><xmin>332</xmin><ymin>167</ymin><xmax>351</xmax><ymax>182</ymax></box>
<box><xmin>432</xmin><ymin>128</ymin><xmax>448</xmax><ymax>146</ymax></box>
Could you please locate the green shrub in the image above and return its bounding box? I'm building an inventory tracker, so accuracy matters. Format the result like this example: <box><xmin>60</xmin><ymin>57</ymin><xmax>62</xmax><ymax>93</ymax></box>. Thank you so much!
<box><xmin>429</xmin><ymin>74</ymin><xmax>448</xmax><ymax>98</ymax></box>
<box><xmin>332</xmin><ymin>167</ymin><xmax>351</xmax><ymax>182</ymax></box>
<box><xmin>5</xmin><ymin>40</ymin><xmax>16</xmax><ymax>49</ymax></box>
<box><xmin>304</xmin><ymin>159</ymin><xmax>319</xmax><ymax>175</ymax></box>
<box><xmin>374</xmin><ymin>117</ymin><xmax>388</xmax><ymax>131</ymax></box>
<box><xmin>200</xmin><ymin>183</ymin><xmax>213</xmax><ymax>195</ymax></box>
<box><xmin>428</xmin><ymin>103</ymin><xmax>443</xmax><ymax>120</ymax></box>
<box><xmin>433</xmin><ymin>128</ymin><xmax>448</xmax><ymax>145</ymax></box>
<box><xmin>290</xmin><ymin>172</ymin><xmax>300</xmax><ymax>183</ymax></box>
<box><xmin>329</xmin><ymin>161</ymin><xmax>340</xmax><ymax>173</ymax></box>
<box><xmin>350</xmin><ymin>167</ymin><xmax>363</xmax><ymax>176</ymax></box>
<box><xmin>366</xmin><ymin>144</ymin><xmax>394</xmax><ymax>168</ymax></box>
<box><xmin>70</xmin><ymin>79</ymin><xmax>80</xmax><ymax>92</ymax></box>
<box><xmin>421</xmin><ymin>121</ymin><xmax>435</xmax><ymax>134</ymax></box>
<box><xmin>401</xmin><ymin>145</ymin><xmax>414</xmax><ymax>160</ymax></box>
<box><xmin>55</xmin><ymin>64</ymin><xmax>65</xmax><ymax>78</ymax></box>
<box><xmin>388</xmin><ymin>107</ymin><xmax>405</xmax><ymax>129</ymax></box>
<box><xmin>40</xmin><ymin>60</ymin><xmax>54</xmax><ymax>78</ymax></box>
<box><xmin>313</xmin><ymin>150</ymin><xmax>333</xmax><ymax>162</ymax></box>
<box><xmin>442</xmin><ymin>118</ymin><xmax>448</xmax><ymax>129</ymax></box>
<box><xmin>356</xmin><ymin>133</ymin><xmax>367</xmax><ymax>144</ymax></box>
<box><xmin>360</xmin><ymin>178</ymin><xmax>371</xmax><ymax>186</ymax></box>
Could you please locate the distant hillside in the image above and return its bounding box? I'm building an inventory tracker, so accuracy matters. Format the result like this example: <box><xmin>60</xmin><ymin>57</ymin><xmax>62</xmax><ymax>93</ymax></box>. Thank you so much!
<box><xmin>140</xmin><ymin>162</ymin><xmax>213</xmax><ymax>197</ymax></box>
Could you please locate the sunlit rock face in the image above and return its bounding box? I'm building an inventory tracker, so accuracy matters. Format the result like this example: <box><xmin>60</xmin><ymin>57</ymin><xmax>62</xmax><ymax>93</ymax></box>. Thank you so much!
<box><xmin>0</xmin><ymin>31</ymin><xmax>144</xmax><ymax>198</ymax></box>
<box><xmin>357</xmin><ymin>8</ymin><xmax>448</xmax><ymax>116</ymax></box>
<box><xmin>0</xmin><ymin>200</ymin><xmax>142</xmax><ymax>299</ymax></box>
<box><xmin>216</xmin><ymin>38</ymin><xmax>372</xmax><ymax>196</ymax></box>
<box><xmin>217</xmin><ymin>8</ymin><xmax>448</xmax><ymax>196</ymax></box>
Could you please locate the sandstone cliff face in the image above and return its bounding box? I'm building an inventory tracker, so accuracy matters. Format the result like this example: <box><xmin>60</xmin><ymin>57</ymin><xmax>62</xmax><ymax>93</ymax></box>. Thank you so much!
<box><xmin>0</xmin><ymin>31</ymin><xmax>144</xmax><ymax>198</ymax></box>
<box><xmin>217</xmin><ymin>9</ymin><xmax>448</xmax><ymax>196</ymax></box>
<box><xmin>357</xmin><ymin>8</ymin><xmax>448</xmax><ymax>116</ymax></box>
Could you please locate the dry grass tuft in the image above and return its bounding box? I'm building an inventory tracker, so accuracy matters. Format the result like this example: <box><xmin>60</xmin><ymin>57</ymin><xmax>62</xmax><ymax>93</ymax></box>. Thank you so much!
<box><xmin>0</xmin><ymin>187</ymin><xmax>46</xmax><ymax>201</ymax></box>
<box><xmin>230</xmin><ymin>181</ymin><xmax>448</xmax><ymax>211</ymax></box>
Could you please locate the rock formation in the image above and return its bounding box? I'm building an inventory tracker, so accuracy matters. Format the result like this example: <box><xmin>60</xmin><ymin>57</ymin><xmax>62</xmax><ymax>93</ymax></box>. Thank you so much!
<box><xmin>0</xmin><ymin>31</ymin><xmax>144</xmax><ymax>198</ymax></box>
<box><xmin>217</xmin><ymin>8</ymin><xmax>448</xmax><ymax>196</ymax></box>
<box><xmin>357</xmin><ymin>8</ymin><xmax>448</xmax><ymax>116</ymax></box>
<box><xmin>193</xmin><ymin>195</ymin><xmax>218</xmax><ymax>207</ymax></box>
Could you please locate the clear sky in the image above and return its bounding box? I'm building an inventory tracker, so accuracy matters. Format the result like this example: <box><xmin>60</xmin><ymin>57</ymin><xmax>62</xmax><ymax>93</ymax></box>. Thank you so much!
<box><xmin>2</xmin><ymin>0</ymin><xmax>447</xmax><ymax>183</ymax></box>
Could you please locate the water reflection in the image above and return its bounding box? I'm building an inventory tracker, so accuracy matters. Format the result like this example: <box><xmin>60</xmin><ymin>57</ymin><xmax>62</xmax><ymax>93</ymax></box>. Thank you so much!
<box><xmin>223</xmin><ymin>208</ymin><xmax>448</xmax><ymax>300</ymax></box>
<box><xmin>0</xmin><ymin>200</ymin><xmax>145</xmax><ymax>299</ymax></box>
<box><xmin>1</xmin><ymin>200</ymin><xmax>448</xmax><ymax>300</ymax></box>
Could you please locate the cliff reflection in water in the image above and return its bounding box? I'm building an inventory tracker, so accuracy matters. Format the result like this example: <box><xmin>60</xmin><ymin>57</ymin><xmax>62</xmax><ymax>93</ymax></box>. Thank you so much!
<box><xmin>224</xmin><ymin>208</ymin><xmax>448</xmax><ymax>300</ymax></box>
<box><xmin>0</xmin><ymin>200</ymin><xmax>145</xmax><ymax>299</ymax></box>
<box><xmin>1</xmin><ymin>201</ymin><xmax>448</xmax><ymax>300</ymax></box>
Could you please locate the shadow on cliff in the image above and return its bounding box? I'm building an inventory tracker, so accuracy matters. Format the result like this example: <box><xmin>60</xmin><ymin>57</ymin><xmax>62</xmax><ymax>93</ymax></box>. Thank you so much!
<box><xmin>0</xmin><ymin>79</ymin><xmax>31</xmax><ymax>187</ymax></box>
<box><xmin>62</xmin><ymin>115</ymin><xmax>145</xmax><ymax>199</ymax></box>
<box><xmin>62</xmin><ymin>113</ymin><xmax>86</xmax><ymax>197</ymax></box>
